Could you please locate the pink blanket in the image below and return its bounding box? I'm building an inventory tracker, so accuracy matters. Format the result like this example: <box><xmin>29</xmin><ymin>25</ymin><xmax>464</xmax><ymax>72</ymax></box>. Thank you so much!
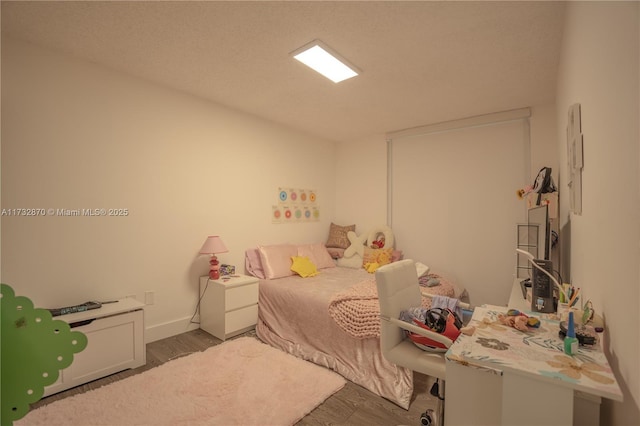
<box><xmin>328</xmin><ymin>274</ymin><xmax>457</xmax><ymax>339</ymax></box>
<box><xmin>328</xmin><ymin>278</ymin><xmax>381</xmax><ymax>338</ymax></box>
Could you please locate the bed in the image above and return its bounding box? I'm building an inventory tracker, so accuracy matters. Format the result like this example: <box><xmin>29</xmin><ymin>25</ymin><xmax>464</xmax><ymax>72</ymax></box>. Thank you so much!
<box><xmin>248</xmin><ymin>242</ymin><xmax>464</xmax><ymax>409</ymax></box>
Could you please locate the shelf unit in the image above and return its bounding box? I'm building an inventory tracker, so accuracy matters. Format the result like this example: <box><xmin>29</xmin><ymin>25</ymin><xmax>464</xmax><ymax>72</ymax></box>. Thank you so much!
<box><xmin>516</xmin><ymin>223</ymin><xmax>540</xmax><ymax>279</ymax></box>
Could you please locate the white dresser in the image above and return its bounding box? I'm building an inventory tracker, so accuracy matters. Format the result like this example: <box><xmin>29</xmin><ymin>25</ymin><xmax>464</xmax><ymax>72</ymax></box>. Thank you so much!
<box><xmin>44</xmin><ymin>298</ymin><xmax>146</xmax><ymax>396</ymax></box>
<box><xmin>199</xmin><ymin>275</ymin><xmax>259</xmax><ymax>341</ymax></box>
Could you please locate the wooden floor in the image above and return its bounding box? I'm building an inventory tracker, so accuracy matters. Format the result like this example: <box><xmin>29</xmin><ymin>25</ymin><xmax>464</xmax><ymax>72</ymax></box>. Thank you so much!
<box><xmin>31</xmin><ymin>328</ymin><xmax>439</xmax><ymax>425</ymax></box>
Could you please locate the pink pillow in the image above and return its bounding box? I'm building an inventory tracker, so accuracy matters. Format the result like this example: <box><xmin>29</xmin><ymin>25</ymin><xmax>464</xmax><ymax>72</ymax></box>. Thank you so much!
<box><xmin>297</xmin><ymin>243</ymin><xmax>336</xmax><ymax>269</ymax></box>
<box><xmin>245</xmin><ymin>248</ymin><xmax>265</xmax><ymax>279</ymax></box>
<box><xmin>258</xmin><ymin>244</ymin><xmax>297</xmax><ymax>279</ymax></box>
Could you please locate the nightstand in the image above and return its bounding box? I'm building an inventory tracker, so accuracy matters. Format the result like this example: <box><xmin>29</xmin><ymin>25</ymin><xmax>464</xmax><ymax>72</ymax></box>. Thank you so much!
<box><xmin>199</xmin><ymin>274</ymin><xmax>259</xmax><ymax>340</ymax></box>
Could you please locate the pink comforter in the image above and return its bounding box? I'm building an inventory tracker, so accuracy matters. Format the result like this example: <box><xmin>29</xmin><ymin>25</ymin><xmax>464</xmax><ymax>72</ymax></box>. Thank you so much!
<box><xmin>257</xmin><ymin>267</ymin><xmax>460</xmax><ymax>409</ymax></box>
<box><xmin>256</xmin><ymin>267</ymin><xmax>413</xmax><ymax>408</ymax></box>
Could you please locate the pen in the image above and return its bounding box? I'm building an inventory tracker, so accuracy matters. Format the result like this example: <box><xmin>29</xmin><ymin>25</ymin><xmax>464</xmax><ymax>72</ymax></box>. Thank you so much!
<box><xmin>561</xmin><ymin>283</ymin><xmax>571</xmax><ymax>303</ymax></box>
<box><xmin>569</xmin><ymin>288</ymin><xmax>581</xmax><ymax>307</ymax></box>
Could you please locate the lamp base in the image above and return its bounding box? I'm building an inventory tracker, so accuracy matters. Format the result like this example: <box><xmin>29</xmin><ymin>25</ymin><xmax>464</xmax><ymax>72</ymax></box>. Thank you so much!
<box><xmin>209</xmin><ymin>254</ymin><xmax>221</xmax><ymax>280</ymax></box>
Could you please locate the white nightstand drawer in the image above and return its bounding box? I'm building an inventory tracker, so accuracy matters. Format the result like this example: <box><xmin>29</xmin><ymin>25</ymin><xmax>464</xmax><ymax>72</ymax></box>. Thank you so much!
<box><xmin>226</xmin><ymin>304</ymin><xmax>259</xmax><ymax>334</ymax></box>
<box><xmin>226</xmin><ymin>283</ymin><xmax>258</xmax><ymax>312</ymax></box>
<box><xmin>199</xmin><ymin>275</ymin><xmax>259</xmax><ymax>340</ymax></box>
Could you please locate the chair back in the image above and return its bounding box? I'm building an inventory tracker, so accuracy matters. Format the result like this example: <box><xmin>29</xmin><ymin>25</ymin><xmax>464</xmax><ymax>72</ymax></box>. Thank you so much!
<box><xmin>375</xmin><ymin>259</ymin><xmax>422</xmax><ymax>356</ymax></box>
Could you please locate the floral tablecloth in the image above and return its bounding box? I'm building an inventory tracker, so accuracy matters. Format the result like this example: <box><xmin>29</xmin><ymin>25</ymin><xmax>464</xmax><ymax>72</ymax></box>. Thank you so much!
<box><xmin>446</xmin><ymin>305</ymin><xmax>623</xmax><ymax>401</ymax></box>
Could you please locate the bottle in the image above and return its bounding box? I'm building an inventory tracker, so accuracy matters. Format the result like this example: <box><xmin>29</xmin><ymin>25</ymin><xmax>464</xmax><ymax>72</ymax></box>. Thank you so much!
<box><xmin>564</xmin><ymin>311</ymin><xmax>579</xmax><ymax>355</ymax></box>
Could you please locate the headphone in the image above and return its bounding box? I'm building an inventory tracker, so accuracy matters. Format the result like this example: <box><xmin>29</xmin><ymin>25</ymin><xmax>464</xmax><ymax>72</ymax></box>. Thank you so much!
<box><xmin>425</xmin><ymin>308</ymin><xmax>463</xmax><ymax>333</ymax></box>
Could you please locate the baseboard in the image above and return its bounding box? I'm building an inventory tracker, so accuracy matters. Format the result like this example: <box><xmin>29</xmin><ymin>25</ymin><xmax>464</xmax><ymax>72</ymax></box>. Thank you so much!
<box><xmin>145</xmin><ymin>316</ymin><xmax>200</xmax><ymax>343</ymax></box>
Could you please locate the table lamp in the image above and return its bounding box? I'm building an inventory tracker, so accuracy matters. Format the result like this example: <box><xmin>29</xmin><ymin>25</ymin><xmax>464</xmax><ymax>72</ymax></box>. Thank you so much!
<box><xmin>199</xmin><ymin>236</ymin><xmax>228</xmax><ymax>280</ymax></box>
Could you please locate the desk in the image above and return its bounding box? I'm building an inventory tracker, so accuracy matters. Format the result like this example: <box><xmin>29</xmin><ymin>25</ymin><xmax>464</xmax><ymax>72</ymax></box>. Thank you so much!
<box><xmin>444</xmin><ymin>287</ymin><xmax>622</xmax><ymax>426</ymax></box>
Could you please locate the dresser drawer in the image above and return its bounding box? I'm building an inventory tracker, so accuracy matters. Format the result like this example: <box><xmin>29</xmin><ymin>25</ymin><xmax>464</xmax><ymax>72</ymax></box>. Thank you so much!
<box><xmin>225</xmin><ymin>283</ymin><xmax>259</xmax><ymax>312</ymax></box>
<box><xmin>226</xmin><ymin>304</ymin><xmax>259</xmax><ymax>334</ymax></box>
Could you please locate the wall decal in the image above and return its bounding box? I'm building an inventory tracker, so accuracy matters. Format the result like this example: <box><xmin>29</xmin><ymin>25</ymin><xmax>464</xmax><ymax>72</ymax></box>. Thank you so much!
<box><xmin>272</xmin><ymin>206</ymin><xmax>283</xmax><ymax>223</ymax></box>
<box><xmin>275</xmin><ymin>187</ymin><xmax>319</xmax><ymax>223</ymax></box>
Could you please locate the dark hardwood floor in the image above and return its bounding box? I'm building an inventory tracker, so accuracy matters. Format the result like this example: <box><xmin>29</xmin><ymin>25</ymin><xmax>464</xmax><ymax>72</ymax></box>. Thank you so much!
<box><xmin>31</xmin><ymin>328</ymin><xmax>438</xmax><ymax>425</ymax></box>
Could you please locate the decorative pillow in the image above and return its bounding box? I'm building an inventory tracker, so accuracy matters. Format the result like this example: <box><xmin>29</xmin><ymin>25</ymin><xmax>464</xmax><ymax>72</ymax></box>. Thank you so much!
<box><xmin>343</xmin><ymin>231</ymin><xmax>368</xmax><ymax>258</ymax></box>
<box><xmin>290</xmin><ymin>256</ymin><xmax>319</xmax><ymax>278</ymax></box>
<box><xmin>366</xmin><ymin>226</ymin><xmax>395</xmax><ymax>250</ymax></box>
<box><xmin>258</xmin><ymin>244</ymin><xmax>297</xmax><ymax>279</ymax></box>
<box><xmin>326</xmin><ymin>223</ymin><xmax>355</xmax><ymax>249</ymax></box>
<box><xmin>336</xmin><ymin>254</ymin><xmax>364</xmax><ymax>269</ymax></box>
<box><xmin>392</xmin><ymin>250</ymin><xmax>404</xmax><ymax>262</ymax></box>
<box><xmin>245</xmin><ymin>248</ymin><xmax>265</xmax><ymax>279</ymax></box>
<box><xmin>363</xmin><ymin>247</ymin><xmax>393</xmax><ymax>267</ymax></box>
<box><xmin>297</xmin><ymin>243</ymin><xmax>336</xmax><ymax>269</ymax></box>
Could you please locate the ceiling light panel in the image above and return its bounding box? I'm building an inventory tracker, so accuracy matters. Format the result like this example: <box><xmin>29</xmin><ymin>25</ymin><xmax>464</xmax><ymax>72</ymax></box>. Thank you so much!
<box><xmin>292</xmin><ymin>40</ymin><xmax>359</xmax><ymax>83</ymax></box>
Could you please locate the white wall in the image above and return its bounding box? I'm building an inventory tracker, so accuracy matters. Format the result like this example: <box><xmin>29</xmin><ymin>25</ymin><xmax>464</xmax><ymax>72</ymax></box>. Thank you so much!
<box><xmin>530</xmin><ymin>104</ymin><xmax>559</xmax><ymax>179</ymax></box>
<box><xmin>1</xmin><ymin>38</ymin><xmax>337</xmax><ymax>342</ymax></box>
<box><xmin>556</xmin><ymin>2</ymin><xmax>639</xmax><ymax>423</ymax></box>
<box><xmin>334</xmin><ymin>134</ymin><xmax>388</xmax><ymax>231</ymax></box>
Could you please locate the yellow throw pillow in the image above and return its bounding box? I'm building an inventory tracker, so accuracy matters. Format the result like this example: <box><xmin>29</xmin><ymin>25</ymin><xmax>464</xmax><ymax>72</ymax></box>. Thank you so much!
<box><xmin>290</xmin><ymin>256</ymin><xmax>319</xmax><ymax>278</ymax></box>
<box><xmin>364</xmin><ymin>262</ymin><xmax>380</xmax><ymax>273</ymax></box>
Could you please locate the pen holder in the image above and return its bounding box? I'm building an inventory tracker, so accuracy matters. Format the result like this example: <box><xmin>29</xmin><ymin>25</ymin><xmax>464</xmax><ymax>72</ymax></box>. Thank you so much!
<box><xmin>557</xmin><ymin>302</ymin><xmax>584</xmax><ymax>324</ymax></box>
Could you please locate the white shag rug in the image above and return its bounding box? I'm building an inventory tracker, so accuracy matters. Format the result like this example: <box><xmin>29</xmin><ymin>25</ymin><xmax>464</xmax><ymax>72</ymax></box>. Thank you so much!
<box><xmin>18</xmin><ymin>337</ymin><xmax>346</xmax><ymax>426</ymax></box>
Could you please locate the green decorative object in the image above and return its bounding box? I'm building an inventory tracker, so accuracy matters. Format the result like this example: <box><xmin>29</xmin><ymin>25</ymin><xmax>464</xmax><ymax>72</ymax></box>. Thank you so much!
<box><xmin>1</xmin><ymin>283</ymin><xmax>87</xmax><ymax>425</ymax></box>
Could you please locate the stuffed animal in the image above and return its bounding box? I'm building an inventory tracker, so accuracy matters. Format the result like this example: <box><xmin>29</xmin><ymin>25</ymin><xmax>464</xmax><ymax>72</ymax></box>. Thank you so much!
<box><xmin>371</xmin><ymin>236</ymin><xmax>385</xmax><ymax>249</ymax></box>
<box><xmin>498</xmin><ymin>309</ymin><xmax>540</xmax><ymax>331</ymax></box>
<box><xmin>376</xmin><ymin>249</ymin><xmax>392</xmax><ymax>265</ymax></box>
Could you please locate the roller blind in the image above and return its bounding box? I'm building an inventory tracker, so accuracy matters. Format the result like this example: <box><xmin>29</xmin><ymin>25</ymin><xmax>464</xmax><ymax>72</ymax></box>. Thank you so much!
<box><xmin>388</xmin><ymin>115</ymin><xmax>530</xmax><ymax>306</ymax></box>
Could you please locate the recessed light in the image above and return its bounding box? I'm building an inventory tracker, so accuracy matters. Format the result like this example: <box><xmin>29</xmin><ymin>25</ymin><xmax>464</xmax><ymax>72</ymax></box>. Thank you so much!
<box><xmin>292</xmin><ymin>40</ymin><xmax>359</xmax><ymax>83</ymax></box>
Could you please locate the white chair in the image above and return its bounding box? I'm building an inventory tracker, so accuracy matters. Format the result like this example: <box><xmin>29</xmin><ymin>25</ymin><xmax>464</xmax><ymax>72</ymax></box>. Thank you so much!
<box><xmin>375</xmin><ymin>259</ymin><xmax>453</xmax><ymax>426</ymax></box>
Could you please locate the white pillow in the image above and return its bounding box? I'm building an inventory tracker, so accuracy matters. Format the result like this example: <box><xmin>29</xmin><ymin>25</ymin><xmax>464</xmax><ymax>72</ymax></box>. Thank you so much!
<box><xmin>415</xmin><ymin>262</ymin><xmax>430</xmax><ymax>277</ymax></box>
<box><xmin>336</xmin><ymin>254</ymin><xmax>364</xmax><ymax>269</ymax></box>
<box><xmin>343</xmin><ymin>231</ymin><xmax>367</xmax><ymax>258</ymax></box>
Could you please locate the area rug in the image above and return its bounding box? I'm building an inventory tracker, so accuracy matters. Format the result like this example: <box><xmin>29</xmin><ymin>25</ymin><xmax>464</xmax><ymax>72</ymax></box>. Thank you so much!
<box><xmin>17</xmin><ymin>337</ymin><xmax>346</xmax><ymax>426</ymax></box>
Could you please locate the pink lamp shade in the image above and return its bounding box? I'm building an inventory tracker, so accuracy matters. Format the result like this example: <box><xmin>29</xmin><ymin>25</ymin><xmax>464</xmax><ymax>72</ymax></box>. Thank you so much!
<box><xmin>199</xmin><ymin>236</ymin><xmax>228</xmax><ymax>255</ymax></box>
<box><xmin>199</xmin><ymin>236</ymin><xmax>228</xmax><ymax>280</ymax></box>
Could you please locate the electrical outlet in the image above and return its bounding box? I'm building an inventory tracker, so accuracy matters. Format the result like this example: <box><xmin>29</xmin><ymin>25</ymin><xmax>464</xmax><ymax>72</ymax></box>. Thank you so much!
<box><xmin>145</xmin><ymin>291</ymin><xmax>154</xmax><ymax>305</ymax></box>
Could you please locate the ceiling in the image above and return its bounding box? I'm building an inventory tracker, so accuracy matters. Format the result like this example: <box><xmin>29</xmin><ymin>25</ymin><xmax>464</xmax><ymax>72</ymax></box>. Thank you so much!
<box><xmin>1</xmin><ymin>1</ymin><xmax>566</xmax><ymax>143</ymax></box>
